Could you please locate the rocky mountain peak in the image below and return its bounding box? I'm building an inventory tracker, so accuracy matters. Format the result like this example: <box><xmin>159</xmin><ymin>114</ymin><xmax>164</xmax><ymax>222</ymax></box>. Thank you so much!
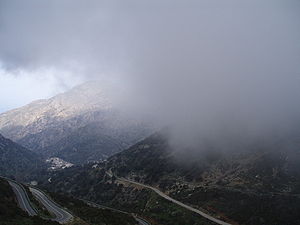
<box><xmin>0</xmin><ymin>81</ymin><xmax>153</xmax><ymax>163</ymax></box>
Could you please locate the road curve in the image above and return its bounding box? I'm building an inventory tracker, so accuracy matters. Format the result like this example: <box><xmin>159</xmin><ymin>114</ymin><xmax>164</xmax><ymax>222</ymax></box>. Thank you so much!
<box><xmin>30</xmin><ymin>187</ymin><xmax>73</xmax><ymax>224</ymax></box>
<box><xmin>8</xmin><ymin>180</ymin><xmax>37</xmax><ymax>216</ymax></box>
<box><xmin>107</xmin><ymin>172</ymin><xmax>231</xmax><ymax>225</ymax></box>
<box><xmin>83</xmin><ymin>199</ymin><xmax>150</xmax><ymax>225</ymax></box>
<box><xmin>135</xmin><ymin>217</ymin><xmax>151</xmax><ymax>225</ymax></box>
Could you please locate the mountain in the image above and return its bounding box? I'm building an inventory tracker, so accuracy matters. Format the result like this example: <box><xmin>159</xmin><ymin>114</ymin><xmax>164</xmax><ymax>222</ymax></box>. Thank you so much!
<box><xmin>43</xmin><ymin>121</ymin><xmax>152</xmax><ymax>164</ymax></box>
<box><xmin>42</xmin><ymin>131</ymin><xmax>300</xmax><ymax>225</ymax></box>
<box><xmin>0</xmin><ymin>133</ymin><xmax>43</xmax><ymax>180</ymax></box>
<box><xmin>108</xmin><ymin>132</ymin><xmax>300</xmax><ymax>192</ymax></box>
<box><xmin>0</xmin><ymin>81</ymin><xmax>153</xmax><ymax>164</ymax></box>
<box><xmin>0</xmin><ymin>81</ymin><xmax>110</xmax><ymax>149</ymax></box>
<box><xmin>107</xmin><ymin>132</ymin><xmax>300</xmax><ymax>224</ymax></box>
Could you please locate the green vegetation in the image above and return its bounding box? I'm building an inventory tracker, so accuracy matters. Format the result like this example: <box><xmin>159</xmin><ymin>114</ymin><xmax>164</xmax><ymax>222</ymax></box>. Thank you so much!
<box><xmin>41</xmin><ymin>131</ymin><xmax>300</xmax><ymax>225</ymax></box>
<box><xmin>48</xmin><ymin>192</ymin><xmax>138</xmax><ymax>225</ymax></box>
<box><xmin>140</xmin><ymin>191</ymin><xmax>215</xmax><ymax>225</ymax></box>
<box><xmin>41</xmin><ymin>166</ymin><xmax>215</xmax><ymax>225</ymax></box>
<box><xmin>0</xmin><ymin>134</ymin><xmax>45</xmax><ymax>181</ymax></box>
<box><xmin>24</xmin><ymin>185</ymin><xmax>54</xmax><ymax>219</ymax></box>
<box><xmin>172</xmin><ymin>186</ymin><xmax>300</xmax><ymax>225</ymax></box>
<box><xmin>0</xmin><ymin>178</ymin><xmax>59</xmax><ymax>225</ymax></box>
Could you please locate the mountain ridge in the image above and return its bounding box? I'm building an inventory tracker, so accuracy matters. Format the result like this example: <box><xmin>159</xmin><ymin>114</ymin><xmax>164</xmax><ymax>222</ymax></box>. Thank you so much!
<box><xmin>0</xmin><ymin>81</ymin><xmax>153</xmax><ymax>164</ymax></box>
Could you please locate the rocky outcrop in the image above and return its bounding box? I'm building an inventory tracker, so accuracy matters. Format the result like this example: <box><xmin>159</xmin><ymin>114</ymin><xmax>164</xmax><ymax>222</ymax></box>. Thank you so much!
<box><xmin>0</xmin><ymin>81</ymin><xmax>153</xmax><ymax>163</ymax></box>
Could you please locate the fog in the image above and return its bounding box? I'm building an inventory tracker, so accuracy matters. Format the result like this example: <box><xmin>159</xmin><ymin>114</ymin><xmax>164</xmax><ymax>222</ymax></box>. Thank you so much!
<box><xmin>0</xmin><ymin>0</ymin><xmax>300</xmax><ymax>151</ymax></box>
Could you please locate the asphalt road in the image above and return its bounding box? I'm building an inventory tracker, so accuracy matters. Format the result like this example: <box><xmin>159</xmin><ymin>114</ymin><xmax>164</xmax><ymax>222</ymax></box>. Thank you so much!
<box><xmin>107</xmin><ymin>171</ymin><xmax>231</xmax><ymax>225</ymax></box>
<box><xmin>83</xmin><ymin>199</ymin><xmax>150</xmax><ymax>225</ymax></box>
<box><xmin>6</xmin><ymin>175</ymin><xmax>144</xmax><ymax>225</ymax></box>
<box><xmin>135</xmin><ymin>217</ymin><xmax>151</xmax><ymax>225</ymax></box>
<box><xmin>30</xmin><ymin>187</ymin><xmax>73</xmax><ymax>224</ymax></box>
<box><xmin>8</xmin><ymin>181</ymin><xmax>37</xmax><ymax>216</ymax></box>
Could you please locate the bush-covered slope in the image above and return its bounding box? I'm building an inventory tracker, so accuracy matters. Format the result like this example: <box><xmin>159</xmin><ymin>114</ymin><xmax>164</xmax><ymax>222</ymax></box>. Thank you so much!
<box><xmin>0</xmin><ymin>134</ymin><xmax>44</xmax><ymax>180</ymax></box>
<box><xmin>0</xmin><ymin>178</ymin><xmax>59</xmax><ymax>225</ymax></box>
<box><xmin>41</xmin><ymin>131</ymin><xmax>300</xmax><ymax>225</ymax></box>
<box><xmin>42</xmin><ymin>121</ymin><xmax>151</xmax><ymax>164</ymax></box>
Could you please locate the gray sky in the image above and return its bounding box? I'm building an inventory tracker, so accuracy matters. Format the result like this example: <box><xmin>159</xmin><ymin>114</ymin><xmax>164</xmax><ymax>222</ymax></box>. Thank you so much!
<box><xmin>0</xmin><ymin>0</ymin><xmax>300</xmax><ymax>144</ymax></box>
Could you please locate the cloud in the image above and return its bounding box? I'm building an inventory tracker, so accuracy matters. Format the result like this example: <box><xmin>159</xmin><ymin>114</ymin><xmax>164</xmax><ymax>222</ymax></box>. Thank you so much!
<box><xmin>0</xmin><ymin>65</ymin><xmax>84</xmax><ymax>112</ymax></box>
<box><xmin>0</xmin><ymin>0</ymin><xmax>300</xmax><ymax>148</ymax></box>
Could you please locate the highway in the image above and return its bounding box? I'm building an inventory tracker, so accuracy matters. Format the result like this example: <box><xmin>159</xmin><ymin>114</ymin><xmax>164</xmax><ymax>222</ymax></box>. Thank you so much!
<box><xmin>107</xmin><ymin>171</ymin><xmax>231</xmax><ymax>225</ymax></box>
<box><xmin>30</xmin><ymin>187</ymin><xmax>73</xmax><ymax>224</ymax></box>
<box><xmin>8</xmin><ymin>180</ymin><xmax>37</xmax><ymax>216</ymax></box>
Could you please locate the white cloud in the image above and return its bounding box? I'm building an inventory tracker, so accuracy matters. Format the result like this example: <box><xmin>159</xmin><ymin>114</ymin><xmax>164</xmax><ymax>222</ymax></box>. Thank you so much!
<box><xmin>0</xmin><ymin>65</ymin><xmax>84</xmax><ymax>112</ymax></box>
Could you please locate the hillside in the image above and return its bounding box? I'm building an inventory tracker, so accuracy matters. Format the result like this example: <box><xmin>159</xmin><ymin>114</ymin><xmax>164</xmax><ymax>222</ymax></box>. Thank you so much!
<box><xmin>42</xmin><ymin>115</ymin><xmax>152</xmax><ymax>164</ymax></box>
<box><xmin>108</xmin><ymin>132</ymin><xmax>300</xmax><ymax>194</ymax></box>
<box><xmin>0</xmin><ymin>81</ymin><xmax>153</xmax><ymax>164</ymax></box>
<box><xmin>42</xmin><ymin>131</ymin><xmax>300</xmax><ymax>225</ymax></box>
<box><xmin>0</xmin><ymin>81</ymin><xmax>110</xmax><ymax>148</ymax></box>
<box><xmin>0</xmin><ymin>178</ymin><xmax>59</xmax><ymax>225</ymax></box>
<box><xmin>0</xmin><ymin>134</ymin><xmax>44</xmax><ymax>180</ymax></box>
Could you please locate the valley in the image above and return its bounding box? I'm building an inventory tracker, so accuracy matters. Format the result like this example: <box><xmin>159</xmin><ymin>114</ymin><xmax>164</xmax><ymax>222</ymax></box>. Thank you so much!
<box><xmin>37</xmin><ymin>131</ymin><xmax>300</xmax><ymax>225</ymax></box>
<box><xmin>0</xmin><ymin>84</ymin><xmax>299</xmax><ymax>225</ymax></box>
<box><xmin>1</xmin><ymin>1</ymin><xmax>299</xmax><ymax>225</ymax></box>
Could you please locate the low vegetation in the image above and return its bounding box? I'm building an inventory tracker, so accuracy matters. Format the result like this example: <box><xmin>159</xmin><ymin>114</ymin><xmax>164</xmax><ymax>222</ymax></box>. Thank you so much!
<box><xmin>41</xmin><ymin>131</ymin><xmax>300</xmax><ymax>225</ymax></box>
<box><xmin>24</xmin><ymin>185</ymin><xmax>54</xmax><ymax>219</ymax></box>
<box><xmin>41</xmin><ymin>166</ymin><xmax>216</xmax><ymax>225</ymax></box>
<box><xmin>0</xmin><ymin>178</ymin><xmax>59</xmax><ymax>225</ymax></box>
<box><xmin>48</xmin><ymin>192</ymin><xmax>138</xmax><ymax>225</ymax></box>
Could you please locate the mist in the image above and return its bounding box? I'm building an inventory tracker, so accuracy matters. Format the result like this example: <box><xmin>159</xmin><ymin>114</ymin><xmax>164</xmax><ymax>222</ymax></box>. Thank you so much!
<box><xmin>0</xmin><ymin>0</ymin><xmax>300</xmax><ymax>151</ymax></box>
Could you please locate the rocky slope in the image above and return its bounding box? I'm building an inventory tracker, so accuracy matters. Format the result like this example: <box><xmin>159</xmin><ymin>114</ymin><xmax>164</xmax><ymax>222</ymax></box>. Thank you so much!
<box><xmin>0</xmin><ymin>81</ymin><xmax>110</xmax><ymax>148</ymax></box>
<box><xmin>0</xmin><ymin>81</ymin><xmax>153</xmax><ymax>164</ymax></box>
<box><xmin>42</xmin><ymin>131</ymin><xmax>300</xmax><ymax>225</ymax></box>
<box><xmin>42</xmin><ymin>114</ymin><xmax>152</xmax><ymax>164</ymax></box>
<box><xmin>108</xmin><ymin>132</ymin><xmax>300</xmax><ymax>194</ymax></box>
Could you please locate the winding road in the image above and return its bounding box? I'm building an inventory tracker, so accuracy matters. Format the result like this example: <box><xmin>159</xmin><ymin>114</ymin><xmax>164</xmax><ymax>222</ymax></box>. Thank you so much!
<box><xmin>30</xmin><ymin>187</ymin><xmax>73</xmax><ymax>224</ymax></box>
<box><xmin>8</xmin><ymin>180</ymin><xmax>38</xmax><ymax>216</ymax></box>
<box><xmin>2</xmin><ymin>176</ymin><xmax>72</xmax><ymax>224</ymax></box>
<box><xmin>107</xmin><ymin>171</ymin><xmax>231</xmax><ymax>225</ymax></box>
<box><xmin>83</xmin><ymin>199</ymin><xmax>150</xmax><ymax>225</ymax></box>
<box><xmin>4</xmin><ymin>173</ymin><xmax>229</xmax><ymax>225</ymax></box>
<box><xmin>134</xmin><ymin>217</ymin><xmax>151</xmax><ymax>225</ymax></box>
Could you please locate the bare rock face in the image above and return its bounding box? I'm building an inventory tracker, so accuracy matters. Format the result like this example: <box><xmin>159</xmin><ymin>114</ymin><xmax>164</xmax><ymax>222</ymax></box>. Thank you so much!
<box><xmin>0</xmin><ymin>81</ymin><xmax>153</xmax><ymax>163</ymax></box>
<box><xmin>0</xmin><ymin>81</ymin><xmax>110</xmax><ymax>145</ymax></box>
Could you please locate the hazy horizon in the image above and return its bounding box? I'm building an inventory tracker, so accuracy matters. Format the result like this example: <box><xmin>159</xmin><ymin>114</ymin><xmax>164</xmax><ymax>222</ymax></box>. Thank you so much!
<box><xmin>0</xmin><ymin>0</ymin><xmax>299</xmax><ymax>146</ymax></box>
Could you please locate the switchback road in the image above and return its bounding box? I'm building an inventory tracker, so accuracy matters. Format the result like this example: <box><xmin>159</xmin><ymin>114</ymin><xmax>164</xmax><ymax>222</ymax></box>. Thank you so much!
<box><xmin>8</xmin><ymin>180</ymin><xmax>37</xmax><ymax>216</ymax></box>
<box><xmin>30</xmin><ymin>187</ymin><xmax>73</xmax><ymax>224</ymax></box>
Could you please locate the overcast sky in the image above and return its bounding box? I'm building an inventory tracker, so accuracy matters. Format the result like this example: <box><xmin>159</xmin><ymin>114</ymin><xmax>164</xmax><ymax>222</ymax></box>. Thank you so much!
<box><xmin>0</xmin><ymin>0</ymin><xmax>300</xmax><ymax>143</ymax></box>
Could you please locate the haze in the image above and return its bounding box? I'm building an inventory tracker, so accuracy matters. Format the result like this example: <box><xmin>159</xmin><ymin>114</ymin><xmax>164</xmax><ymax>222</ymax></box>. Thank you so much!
<box><xmin>0</xmin><ymin>0</ymin><xmax>300</xmax><ymax>147</ymax></box>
